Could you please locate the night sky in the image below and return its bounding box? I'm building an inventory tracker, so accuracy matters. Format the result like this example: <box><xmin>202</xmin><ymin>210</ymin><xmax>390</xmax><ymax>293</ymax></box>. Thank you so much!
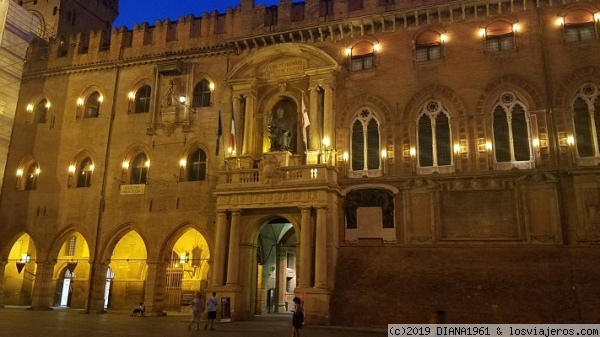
<box><xmin>113</xmin><ymin>0</ymin><xmax>279</xmax><ymax>28</ymax></box>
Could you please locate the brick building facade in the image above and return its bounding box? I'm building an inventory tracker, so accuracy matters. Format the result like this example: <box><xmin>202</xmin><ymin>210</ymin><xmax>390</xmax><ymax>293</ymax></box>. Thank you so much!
<box><xmin>1</xmin><ymin>0</ymin><xmax>600</xmax><ymax>326</ymax></box>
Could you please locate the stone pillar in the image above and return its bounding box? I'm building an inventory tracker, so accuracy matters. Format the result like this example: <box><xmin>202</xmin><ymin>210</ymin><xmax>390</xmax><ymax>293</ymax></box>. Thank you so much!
<box><xmin>144</xmin><ymin>261</ymin><xmax>167</xmax><ymax>316</ymax></box>
<box><xmin>232</xmin><ymin>96</ymin><xmax>242</xmax><ymax>155</ymax></box>
<box><xmin>212</xmin><ymin>210</ymin><xmax>229</xmax><ymax>286</ymax></box>
<box><xmin>86</xmin><ymin>262</ymin><xmax>109</xmax><ymax>313</ymax></box>
<box><xmin>242</xmin><ymin>95</ymin><xmax>256</xmax><ymax>155</ymax></box>
<box><xmin>298</xmin><ymin>207</ymin><xmax>312</xmax><ymax>288</ymax></box>
<box><xmin>226</xmin><ymin>209</ymin><xmax>241</xmax><ymax>286</ymax></box>
<box><xmin>0</xmin><ymin>261</ymin><xmax>5</xmax><ymax>307</ymax></box>
<box><xmin>322</xmin><ymin>84</ymin><xmax>334</xmax><ymax>149</ymax></box>
<box><xmin>29</xmin><ymin>261</ymin><xmax>55</xmax><ymax>310</ymax></box>
<box><xmin>308</xmin><ymin>85</ymin><xmax>320</xmax><ymax>151</ymax></box>
<box><xmin>314</xmin><ymin>207</ymin><xmax>327</xmax><ymax>289</ymax></box>
<box><xmin>276</xmin><ymin>247</ymin><xmax>287</xmax><ymax>312</ymax></box>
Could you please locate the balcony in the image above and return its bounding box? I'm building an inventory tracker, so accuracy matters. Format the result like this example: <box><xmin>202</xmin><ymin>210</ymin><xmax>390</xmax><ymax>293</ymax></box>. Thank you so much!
<box><xmin>216</xmin><ymin>164</ymin><xmax>338</xmax><ymax>191</ymax></box>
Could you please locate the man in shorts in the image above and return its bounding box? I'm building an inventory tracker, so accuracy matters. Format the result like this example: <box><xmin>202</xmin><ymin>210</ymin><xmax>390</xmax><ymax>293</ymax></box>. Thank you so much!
<box><xmin>205</xmin><ymin>292</ymin><xmax>218</xmax><ymax>330</ymax></box>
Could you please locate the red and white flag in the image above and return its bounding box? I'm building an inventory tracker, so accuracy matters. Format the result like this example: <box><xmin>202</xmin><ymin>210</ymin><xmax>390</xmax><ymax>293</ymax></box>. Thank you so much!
<box><xmin>301</xmin><ymin>97</ymin><xmax>310</xmax><ymax>145</ymax></box>
<box><xmin>230</xmin><ymin>107</ymin><xmax>236</xmax><ymax>154</ymax></box>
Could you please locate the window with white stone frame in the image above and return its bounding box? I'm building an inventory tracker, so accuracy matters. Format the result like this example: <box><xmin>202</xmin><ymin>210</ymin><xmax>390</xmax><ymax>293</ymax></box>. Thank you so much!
<box><xmin>416</xmin><ymin>100</ymin><xmax>453</xmax><ymax>174</ymax></box>
<box><xmin>492</xmin><ymin>92</ymin><xmax>534</xmax><ymax>170</ymax></box>
<box><xmin>572</xmin><ymin>83</ymin><xmax>600</xmax><ymax>165</ymax></box>
<box><xmin>349</xmin><ymin>108</ymin><xmax>381</xmax><ymax>178</ymax></box>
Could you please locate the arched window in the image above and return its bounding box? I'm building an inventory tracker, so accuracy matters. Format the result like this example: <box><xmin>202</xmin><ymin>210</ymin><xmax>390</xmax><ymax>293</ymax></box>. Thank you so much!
<box><xmin>83</xmin><ymin>91</ymin><xmax>101</xmax><ymax>118</ymax></box>
<box><xmin>350</xmin><ymin>108</ymin><xmax>380</xmax><ymax>176</ymax></box>
<box><xmin>417</xmin><ymin>100</ymin><xmax>452</xmax><ymax>169</ymax></box>
<box><xmin>572</xmin><ymin>83</ymin><xmax>600</xmax><ymax>158</ymax></box>
<box><xmin>34</xmin><ymin>98</ymin><xmax>49</xmax><ymax>123</ymax></box>
<box><xmin>76</xmin><ymin>157</ymin><xmax>94</xmax><ymax>187</ymax></box>
<box><xmin>130</xmin><ymin>152</ymin><xmax>149</xmax><ymax>184</ymax></box>
<box><xmin>134</xmin><ymin>85</ymin><xmax>151</xmax><ymax>113</ymax></box>
<box><xmin>562</xmin><ymin>9</ymin><xmax>597</xmax><ymax>43</ymax></box>
<box><xmin>192</xmin><ymin>79</ymin><xmax>211</xmax><ymax>108</ymax></box>
<box><xmin>24</xmin><ymin>161</ymin><xmax>40</xmax><ymax>190</ymax></box>
<box><xmin>415</xmin><ymin>30</ymin><xmax>443</xmax><ymax>62</ymax></box>
<box><xmin>485</xmin><ymin>20</ymin><xmax>516</xmax><ymax>52</ymax></box>
<box><xmin>349</xmin><ymin>41</ymin><xmax>375</xmax><ymax>71</ymax></box>
<box><xmin>492</xmin><ymin>92</ymin><xmax>531</xmax><ymax>164</ymax></box>
<box><xmin>186</xmin><ymin>149</ymin><xmax>207</xmax><ymax>181</ymax></box>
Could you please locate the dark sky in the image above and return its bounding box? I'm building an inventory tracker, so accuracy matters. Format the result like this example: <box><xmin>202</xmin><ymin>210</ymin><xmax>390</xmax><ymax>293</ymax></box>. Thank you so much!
<box><xmin>113</xmin><ymin>0</ymin><xmax>279</xmax><ymax>28</ymax></box>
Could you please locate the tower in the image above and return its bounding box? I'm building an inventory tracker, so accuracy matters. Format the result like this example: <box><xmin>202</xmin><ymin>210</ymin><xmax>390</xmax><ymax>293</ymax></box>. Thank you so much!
<box><xmin>16</xmin><ymin>0</ymin><xmax>119</xmax><ymax>37</ymax></box>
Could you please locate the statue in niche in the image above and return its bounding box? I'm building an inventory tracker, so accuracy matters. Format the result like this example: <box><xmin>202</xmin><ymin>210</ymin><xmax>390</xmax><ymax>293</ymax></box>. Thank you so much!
<box><xmin>162</xmin><ymin>79</ymin><xmax>178</xmax><ymax>107</ymax></box>
<box><xmin>267</xmin><ymin>106</ymin><xmax>292</xmax><ymax>151</ymax></box>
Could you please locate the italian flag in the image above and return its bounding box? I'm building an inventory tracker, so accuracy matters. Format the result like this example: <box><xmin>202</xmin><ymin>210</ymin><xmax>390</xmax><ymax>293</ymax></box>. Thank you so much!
<box><xmin>230</xmin><ymin>107</ymin><xmax>236</xmax><ymax>154</ymax></box>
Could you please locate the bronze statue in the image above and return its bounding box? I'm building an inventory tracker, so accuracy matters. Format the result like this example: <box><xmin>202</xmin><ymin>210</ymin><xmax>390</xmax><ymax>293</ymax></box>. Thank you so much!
<box><xmin>267</xmin><ymin>106</ymin><xmax>292</xmax><ymax>151</ymax></box>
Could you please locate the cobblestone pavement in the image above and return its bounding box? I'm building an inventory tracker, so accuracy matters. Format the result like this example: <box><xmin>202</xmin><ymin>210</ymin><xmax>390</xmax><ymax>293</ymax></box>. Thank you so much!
<box><xmin>0</xmin><ymin>307</ymin><xmax>386</xmax><ymax>337</ymax></box>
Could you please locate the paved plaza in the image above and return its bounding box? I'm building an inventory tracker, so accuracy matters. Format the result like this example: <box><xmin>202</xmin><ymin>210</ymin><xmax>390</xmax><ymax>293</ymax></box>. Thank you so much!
<box><xmin>0</xmin><ymin>307</ymin><xmax>385</xmax><ymax>337</ymax></box>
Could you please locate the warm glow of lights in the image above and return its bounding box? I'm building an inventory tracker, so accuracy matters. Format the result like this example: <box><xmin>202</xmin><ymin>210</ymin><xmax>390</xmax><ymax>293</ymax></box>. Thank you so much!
<box><xmin>179</xmin><ymin>158</ymin><xmax>187</xmax><ymax>167</ymax></box>
<box><xmin>409</xmin><ymin>148</ymin><xmax>416</xmax><ymax>157</ymax></box>
<box><xmin>26</xmin><ymin>104</ymin><xmax>34</xmax><ymax>112</ymax></box>
<box><xmin>566</xmin><ymin>136</ymin><xmax>575</xmax><ymax>146</ymax></box>
<box><xmin>373</xmin><ymin>43</ymin><xmax>381</xmax><ymax>52</ymax></box>
<box><xmin>209</xmin><ymin>83</ymin><xmax>215</xmax><ymax>91</ymax></box>
<box><xmin>89</xmin><ymin>164</ymin><xmax>95</xmax><ymax>171</ymax></box>
<box><xmin>34</xmin><ymin>167</ymin><xmax>41</xmax><ymax>175</ymax></box>
<box><xmin>97</xmin><ymin>95</ymin><xmax>104</xmax><ymax>103</ymax></box>
<box><xmin>512</xmin><ymin>23</ymin><xmax>521</xmax><ymax>32</ymax></box>
<box><xmin>45</xmin><ymin>101</ymin><xmax>51</xmax><ymax>109</ymax></box>
<box><xmin>485</xmin><ymin>142</ymin><xmax>493</xmax><ymax>151</ymax></box>
<box><xmin>227</xmin><ymin>147</ymin><xmax>233</xmax><ymax>155</ymax></box>
<box><xmin>454</xmin><ymin>143</ymin><xmax>461</xmax><ymax>153</ymax></box>
<box><xmin>556</xmin><ymin>17</ymin><xmax>564</xmax><ymax>26</ymax></box>
<box><xmin>343</xmin><ymin>151</ymin><xmax>349</xmax><ymax>161</ymax></box>
<box><xmin>532</xmin><ymin>138</ymin><xmax>540</xmax><ymax>147</ymax></box>
<box><xmin>479</xmin><ymin>28</ymin><xmax>486</xmax><ymax>37</ymax></box>
<box><xmin>594</xmin><ymin>13</ymin><xmax>600</xmax><ymax>21</ymax></box>
<box><xmin>77</xmin><ymin>97</ymin><xmax>84</xmax><ymax>106</ymax></box>
<box><xmin>16</xmin><ymin>169</ymin><xmax>23</xmax><ymax>177</ymax></box>
<box><xmin>381</xmin><ymin>149</ymin><xmax>387</xmax><ymax>158</ymax></box>
<box><xmin>179</xmin><ymin>96</ymin><xmax>186</xmax><ymax>104</ymax></box>
<box><xmin>68</xmin><ymin>165</ymin><xmax>76</xmax><ymax>173</ymax></box>
<box><xmin>145</xmin><ymin>160</ymin><xmax>150</xmax><ymax>167</ymax></box>
<box><xmin>122</xmin><ymin>161</ymin><xmax>129</xmax><ymax>169</ymax></box>
<box><xmin>322</xmin><ymin>138</ymin><xmax>331</xmax><ymax>148</ymax></box>
<box><xmin>345</xmin><ymin>48</ymin><xmax>352</xmax><ymax>56</ymax></box>
<box><xmin>440</xmin><ymin>34</ymin><xmax>448</xmax><ymax>43</ymax></box>
<box><xmin>128</xmin><ymin>91</ymin><xmax>135</xmax><ymax>100</ymax></box>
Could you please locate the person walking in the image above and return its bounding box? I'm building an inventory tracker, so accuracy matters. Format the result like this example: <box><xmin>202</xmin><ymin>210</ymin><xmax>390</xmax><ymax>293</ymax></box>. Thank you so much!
<box><xmin>205</xmin><ymin>292</ymin><xmax>218</xmax><ymax>330</ymax></box>
<box><xmin>188</xmin><ymin>293</ymin><xmax>202</xmax><ymax>330</ymax></box>
<box><xmin>291</xmin><ymin>297</ymin><xmax>304</xmax><ymax>337</ymax></box>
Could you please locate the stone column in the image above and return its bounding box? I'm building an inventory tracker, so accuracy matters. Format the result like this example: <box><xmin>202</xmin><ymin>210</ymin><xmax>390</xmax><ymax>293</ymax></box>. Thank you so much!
<box><xmin>314</xmin><ymin>207</ymin><xmax>327</xmax><ymax>289</ymax></box>
<box><xmin>298</xmin><ymin>207</ymin><xmax>312</xmax><ymax>288</ymax></box>
<box><xmin>212</xmin><ymin>210</ymin><xmax>229</xmax><ymax>286</ymax></box>
<box><xmin>276</xmin><ymin>247</ymin><xmax>287</xmax><ymax>312</ymax></box>
<box><xmin>86</xmin><ymin>262</ymin><xmax>109</xmax><ymax>313</ymax></box>
<box><xmin>144</xmin><ymin>261</ymin><xmax>167</xmax><ymax>315</ymax></box>
<box><xmin>322</xmin><ymin>84</ymin><xmax>334</xmax><ymax>149</ymax></box>
<box><xmin>226</xmin><ymin>209</ymin><xmax>241</xmax><ymax>286</ymax></box>
<box><xmin>0</xmin><ymin>261</ymin><xmax>5</xmax><ymax>307</ymax></box>
<box><xmin>29</xmin><ymin>261</ymin><xmax>55</xmax><ymax>310</ymax></box>
<box><xmin>308</xmin><ymin>85</ymin><xmax>320</xmax><ymax>151</ymax></box>
<box><xmin>232</xmin><ymin>96</ymin><xmax>242</xmax><ymax>155</ymax></box>
<box><xmin>242</xmin><ymin>95</ymin><xmax>256</xmax><ymax>155</ymax></box>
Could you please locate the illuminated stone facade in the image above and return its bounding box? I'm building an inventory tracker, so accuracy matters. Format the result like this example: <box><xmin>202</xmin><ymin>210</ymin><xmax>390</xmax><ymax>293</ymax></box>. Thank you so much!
<box><xmin>1</xmin><ymin>0</ymin><xmax>600</xmax><ymax>326</ymax></box>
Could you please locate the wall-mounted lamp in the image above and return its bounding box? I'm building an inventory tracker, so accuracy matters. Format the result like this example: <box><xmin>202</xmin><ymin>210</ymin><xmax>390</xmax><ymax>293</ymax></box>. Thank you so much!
<box><xmin>512</xmin><ymin>24</ymin><xmax>521</xmax><ymax>33</ymax></box>
<box><xmin>26</xmin><ymin>103</ymin><xmax>34</xmax><ymax>113</ymax></box>
<box><xmin>97</xmin><ymin>95</ymin><xmax>104</xmax><ymax>104</ymax></box>
<box><xmin>21</xmin><ymin>253</ymin><xmax>31</xmax><ymax>263</ymax></box>
<box><xmin>342</xmin><ymin>151</ymin><xmax>349</xmax><ymax>162</ymax></box>
<box><xmin>409</xmin><ymin>147</ymin><xmax>416</xmax><ymax>157</ymax></box>
<box><xmin>595</xmin><ymin>12</ymin><xmax>600</xmax><ymax>22</ymax></box>
<box><xmin>373</xmin><ymin>43</ymin><xmax>381</xmax><ymax>52</ymax></box>
<box><xmin>555</xmin><ymin>17</ymin><xmax>564</xmax><ymax>26</ymax></box>
<box><xmin>122</xmin><ymin>161</ymin><xmax>129</xmax><ymax>170</ymax></box>
<box><xmin>16</xmin><ymin>168</ymin><xmax>23</xmax><ymax>177</ymax></box>
<box><xmin>453</xmin><ymin>143</ymin><xmax>461</xmax><ymax>154</ymax></box>
<box><xmin>479</xmin><ymin>28</ymin><xmax>487</xmax><ymax>38</ymax></box>
<box><xmin>440</xmin><ymin>34</ymin><xmax>448</xmax><ymax>43</ymax></box>
<box><xmin>209</xmin><ymin>83</ymin><xmax>215</xmax><ymax>92</ymax></box>
<box><xmin>345</xmin><ymin>48</ymin><xmax>352</xmax><ymax>56</ymax></box>
<box><xmin>566</xmin><ymin>135</ymin><xmax>575</xmax><ymax>146</ymax></box>
<box><xmin>532</xmin><ymin>138</ymin><xmax>540</xmax><ymax>147</ymax></box>
<box><xmin>76</xmin><ymin>97</ymin><xmax>84</xmax><ymax>106</ymax></box>
<box><xmin>128</xmin><ymin>91</ymin><xmax>135</xmax><ymax>112</ymax></box>
<box><xmin>485</xmin><ymin>142</ymin><xmax>493</xmax><ymax>152</ymax></box>
<box><xmin>381</xmin><ymin>149</ymin><xmax>387</xmax><ymax>159</ymax></box>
